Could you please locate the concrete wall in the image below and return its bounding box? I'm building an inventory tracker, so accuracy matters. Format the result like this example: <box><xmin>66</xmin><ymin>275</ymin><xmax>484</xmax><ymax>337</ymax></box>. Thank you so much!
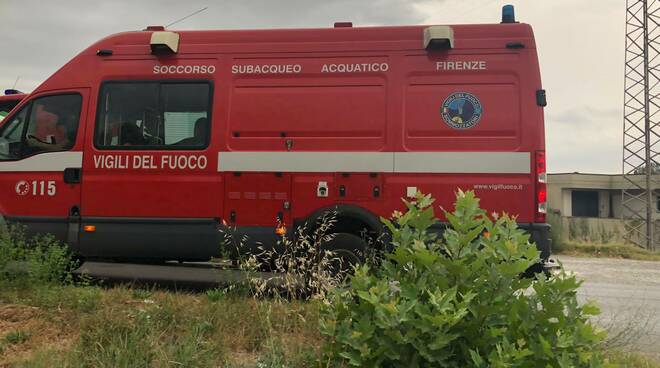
<box><xmin>546</xmin><ymin>174</ymin><xmax>660</xmax><ymax>245</ymax></box>
<box><xmin>547</xmin><ymin>181</ymin><xmax>563</xmax><ymax>215</ymax></box>
<box><xmin>598</xmin><ymin>190</ymin><xmax>611</xmax><ymax>218</ymax></box>
<box><xmin>547</xmin><ymin>187</ymin><xmax>573</xmax><ymax>217</ymax></box>
<box><xmin>612</xmin><ymin>191</ymin><xmax>623</xmax><ymax>218</ymax></box>
<box><xmin>548</xmin><ymin>173</ymin><xmax>660</xmax><ymax>220</ymax></box>
<box><xmin>549</xmin><ymin>213</ymin><xmax>625</xmax><ymax>243</ymax></box>
<box><xmin>548</xmin><ymin>188</ymin><xmax>614</xmax><ymax>218</ymax></box>
<box><xmin>562</xmin><ymin>189</ymin><xmax>572</xmax><ymax>216</ymax></box>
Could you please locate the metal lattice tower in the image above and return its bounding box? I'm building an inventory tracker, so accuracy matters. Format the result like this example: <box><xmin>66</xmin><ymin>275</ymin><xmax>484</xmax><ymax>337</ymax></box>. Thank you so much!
<box><xmin>622</xmin><ymin>0</ymin><xmax>660</xmax><ymax>251</ymax></box>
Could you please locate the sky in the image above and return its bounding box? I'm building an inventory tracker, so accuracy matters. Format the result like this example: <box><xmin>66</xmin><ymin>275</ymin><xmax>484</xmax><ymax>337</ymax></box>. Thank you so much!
<box><xmin>0</xmin><ymin>0</ymin><xmax>624</xmax><ymax>174</ymax></box>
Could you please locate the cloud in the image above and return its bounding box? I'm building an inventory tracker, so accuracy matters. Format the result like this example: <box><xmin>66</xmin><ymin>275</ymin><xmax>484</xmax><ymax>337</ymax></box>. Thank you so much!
<box><xmin>0</xmin><ymin>0</ymin><xmax>426</xmax><ymax>90</ymax></box>
<box><xmin>546</xmin><ymin>105</ymin><xmax>622</xmax><ymax>173</ymax></box>
<box><xmin>550</xmin><ymin>106</ymin><xmax>621</xmax><ymax>126</ymax></box>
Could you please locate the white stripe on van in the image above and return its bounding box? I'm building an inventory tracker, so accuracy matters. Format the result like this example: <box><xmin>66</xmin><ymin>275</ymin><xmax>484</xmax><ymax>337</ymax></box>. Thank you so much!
<box><xmin>218</xmin><ymin>152</ymin><xmax>395</xmax><ymax>172</ymax></box>
<box><xmin>217</xmin><ymin>151</ymin><xmax>530</xmax><ymax>174</ymax></box>
<box><xmin>394</xmin><ymin>152</ymin><xmax>530</xmax><ymax>174</ymax></box>
<box><xmin>0</xmin><ymin>151</ymin><xmax>82</xmax><ymax>172</ymax></box>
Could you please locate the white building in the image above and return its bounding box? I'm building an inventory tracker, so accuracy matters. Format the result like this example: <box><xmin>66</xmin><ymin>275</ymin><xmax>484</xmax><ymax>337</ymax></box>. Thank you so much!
<box><xmin>546</xmin><ymin>173</ymin><xmax>660</xmax><ymax>243</ymax></box>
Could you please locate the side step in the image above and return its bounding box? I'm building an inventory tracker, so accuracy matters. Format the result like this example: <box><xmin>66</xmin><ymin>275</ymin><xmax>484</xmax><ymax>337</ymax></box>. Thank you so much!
<box><xmin>74</xmin><ymin>261</ymin><xmax>288</xmax><ymax>288</ymax></box>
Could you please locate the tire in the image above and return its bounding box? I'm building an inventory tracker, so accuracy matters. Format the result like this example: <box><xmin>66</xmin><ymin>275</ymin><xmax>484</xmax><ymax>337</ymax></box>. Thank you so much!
<box><xmin>319</xmin><ymin>232</ymin><xmax>367</xmax><ymax>276</ymax></box>
<box><xmin>522</xmin><ymin>262</ymin><xmax>546</xmax><ymax>278</ymax></box>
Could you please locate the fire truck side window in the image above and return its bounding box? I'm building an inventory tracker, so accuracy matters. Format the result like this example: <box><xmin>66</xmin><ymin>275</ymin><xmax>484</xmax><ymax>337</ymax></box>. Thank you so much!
<box><xmin>95</xmin><ymin>82</ymin><xmax>211</xmax><ymax>149</ymax></box>
<box><xmin>0</xmin><ymin>94</ymin><xmax>81</xmax><ymax>160</ymax></box>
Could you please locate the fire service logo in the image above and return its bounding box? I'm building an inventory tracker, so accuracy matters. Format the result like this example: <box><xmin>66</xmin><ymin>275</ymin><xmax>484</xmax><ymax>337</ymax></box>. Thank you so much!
<box><xmin>441</xmin><ymin>92</ymin><xmax>483</xmax><ymax>130</ymax></box>
<box><xmin>15</xmin><ymin>180</ymin><xmax>30</xmax><ymax>196</ymax></box>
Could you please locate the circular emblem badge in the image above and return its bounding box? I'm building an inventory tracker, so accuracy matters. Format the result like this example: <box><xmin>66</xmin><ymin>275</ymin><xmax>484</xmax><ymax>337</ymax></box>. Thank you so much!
<box><xmin>441</xmin><ymin>92</ymin><xmax>483</xmax><ymax>130</ymax></box>
<box><xmin>15</xmin><ymin>180</ymin><xmax>30</xmax><ymax>196</ymax></box>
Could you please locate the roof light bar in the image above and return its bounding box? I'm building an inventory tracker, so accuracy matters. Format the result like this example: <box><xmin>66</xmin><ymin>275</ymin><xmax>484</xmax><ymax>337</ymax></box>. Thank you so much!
<box><xmin>423</xmin><ymin>26</ymin><xmax>454</xmax><ymax>51</ymax></box>
<box><xmin>150</xmin><ymin>31</ymin><xmax>180</xmax><ymax>55</ymax></box>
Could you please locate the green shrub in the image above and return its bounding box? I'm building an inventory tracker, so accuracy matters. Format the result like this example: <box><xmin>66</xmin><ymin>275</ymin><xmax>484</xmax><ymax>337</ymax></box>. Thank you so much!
<box><xmin>320</xmin><ymin>191</ymin><xmax>606</xmax><ymax>367</ymax></box>
<box><xmin>0</xmin><ymin>225</ymin><xmax>27</xmax><ymax>270</ymax></box>
<box><xmin>0</xmin><ymin>226</ymin><xmax>77</xmax><ymax>284</ymax></box>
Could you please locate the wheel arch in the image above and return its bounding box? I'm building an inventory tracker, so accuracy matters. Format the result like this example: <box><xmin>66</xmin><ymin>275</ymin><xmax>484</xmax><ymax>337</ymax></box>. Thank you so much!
<box><xmin>297</xmin><ymin>204</ymin><xmax>385</xmax><ymax>239</ymax></box>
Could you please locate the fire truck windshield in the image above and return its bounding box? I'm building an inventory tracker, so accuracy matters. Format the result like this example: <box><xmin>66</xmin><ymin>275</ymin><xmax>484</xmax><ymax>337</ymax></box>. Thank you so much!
<box><xmin>0</xmin><ymin>100</ymin><xmax>20</xmax><ymax>123</ymax></box>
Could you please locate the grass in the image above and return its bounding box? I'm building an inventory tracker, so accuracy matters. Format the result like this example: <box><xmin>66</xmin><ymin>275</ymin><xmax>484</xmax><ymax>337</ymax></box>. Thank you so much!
<box><xmin>4</xmin><ymin>330</ymin><xmax>31</xmax><ymax>344</ymax></box>
<box><xmin>1</xmin><ymin>214</ymin><xmax>658</xmax><ymax>366</ymax></box>
<box><xmin>0</xmin><ymin>280</ymin><xmax>324</xmax><ymax>367</ymax></box>
<box><xmin>554</xmin><ymin>241</ymin><xmax>660</xmax><ymax>262</ymax></box>
<box><xmin>1</xmin><ymin>279</ymin><xmax>658</xmax><ymax>367</ymax></box>
<box><xmin>605</xmin><ymin>351</ymin><xmax>660</xmax><ymax>368</ymax></box>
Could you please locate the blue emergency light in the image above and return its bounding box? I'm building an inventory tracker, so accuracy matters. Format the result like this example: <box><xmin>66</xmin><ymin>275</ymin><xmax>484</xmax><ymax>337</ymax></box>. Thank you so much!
<box><xmin>4</xmin><ymin>89</ymin><xmax>22</xmax><ymax>95</ymax></box>
<box><xmin>502</xmin><ymin>5</ymin><xmax>516</xmax><ymax>23</ymax></box>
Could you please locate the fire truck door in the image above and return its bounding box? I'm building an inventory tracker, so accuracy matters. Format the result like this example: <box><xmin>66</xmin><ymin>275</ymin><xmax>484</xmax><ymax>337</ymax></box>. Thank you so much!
<box><xmin>78</xmin><ymin>81</ymin><xmax>218</xmax><ymax>260</ymax></box>
<box><xmin>0</xmin><ymin>90</ymin><xmax>88</xmax><ymax>249</ymax></box>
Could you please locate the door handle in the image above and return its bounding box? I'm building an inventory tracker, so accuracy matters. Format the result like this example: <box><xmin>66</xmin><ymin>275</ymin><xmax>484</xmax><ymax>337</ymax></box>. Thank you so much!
<box><xmin>64</xmin><ymin>167</ymin><xmax>81</xmax><ymax>184</ymax></box>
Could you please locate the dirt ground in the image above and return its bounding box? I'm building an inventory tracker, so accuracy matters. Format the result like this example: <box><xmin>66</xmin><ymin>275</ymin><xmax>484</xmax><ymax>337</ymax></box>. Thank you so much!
<box><xmin>0</xmin><ymin>303</ymin><xmax>76</xmax><ymax>366</ymax></box>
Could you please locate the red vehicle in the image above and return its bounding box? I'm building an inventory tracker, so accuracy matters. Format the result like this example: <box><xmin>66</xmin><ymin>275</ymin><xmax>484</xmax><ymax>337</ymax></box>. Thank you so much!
<box><xmin>0</xmin><ymin>6</ymin><xmax>550</xmax><ymax>267</ymax></box>
<box><xmin>0</xmin><ymin>90</ymin><xmax>26</xmax><ymax>122</ymax></box>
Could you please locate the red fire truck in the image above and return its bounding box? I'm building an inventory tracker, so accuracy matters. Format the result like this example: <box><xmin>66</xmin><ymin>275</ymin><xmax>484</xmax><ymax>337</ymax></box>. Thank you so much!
<box><xmin>0</xmin><ymin>6</ymin><xmax>550</xmax><ymax>268</ymax></box>
<box><xmin>0</xmin><ymin>90</ymin><xmax>26</xmax><ymax>122</ymax></box>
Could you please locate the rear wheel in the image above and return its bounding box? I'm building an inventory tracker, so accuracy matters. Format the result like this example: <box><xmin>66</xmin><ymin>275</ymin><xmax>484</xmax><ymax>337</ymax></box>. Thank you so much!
<box><xmin>319</xmin><ymin>232</ymin><xmax>367</xmax><ymax>277</ymax></box>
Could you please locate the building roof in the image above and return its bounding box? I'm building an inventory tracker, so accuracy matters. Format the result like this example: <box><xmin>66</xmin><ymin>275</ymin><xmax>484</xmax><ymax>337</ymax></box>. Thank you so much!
<box><xmin>548</xmin><ymin>172</ymin><xmax>660</xmax><ymax>190</ymax></box>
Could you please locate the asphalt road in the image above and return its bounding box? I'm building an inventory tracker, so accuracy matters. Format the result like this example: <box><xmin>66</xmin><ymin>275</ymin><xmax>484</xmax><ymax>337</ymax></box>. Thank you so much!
<box><xmin>558</xmin><ymin>256</ymin><xmax>660</xmax><ymax>357</ymax></box>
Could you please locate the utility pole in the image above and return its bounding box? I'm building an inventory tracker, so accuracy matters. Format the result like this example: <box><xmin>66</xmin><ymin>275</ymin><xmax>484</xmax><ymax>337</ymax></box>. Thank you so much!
<box><xmin>622</xmin><ymin>0</ymin><xmax>660</xmax><ymax>250</ymax></box>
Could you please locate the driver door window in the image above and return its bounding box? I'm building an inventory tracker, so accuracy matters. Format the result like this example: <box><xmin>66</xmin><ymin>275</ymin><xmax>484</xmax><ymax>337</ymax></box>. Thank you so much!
<box><xmin>0</xmin><ymin>104</ymin><xmax>28</xmax><ymax>160</ymax></box>
<box><xmin>0</xmin><ymin>94</ymin><xmax>82</xmax><ymax>160</ymax></box>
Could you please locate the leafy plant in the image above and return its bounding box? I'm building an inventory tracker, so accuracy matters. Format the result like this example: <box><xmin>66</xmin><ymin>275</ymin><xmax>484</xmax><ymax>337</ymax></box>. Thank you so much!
<box><xmin>0</xmin><ymin>225</ymin><xmax>78</xmax><ymax>284</ymax></box>
<box><xmin>320</xmin><ymin>190</ymin><xmax>606</xmax><ymax>367</ymax></box>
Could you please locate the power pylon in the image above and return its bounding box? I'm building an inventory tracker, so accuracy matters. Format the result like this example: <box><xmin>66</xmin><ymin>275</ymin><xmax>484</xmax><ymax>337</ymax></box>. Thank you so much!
<box><xmin>622</xmin><ymin>0</ymin><xmax>660</xmax><ymax>250</ymax></box>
